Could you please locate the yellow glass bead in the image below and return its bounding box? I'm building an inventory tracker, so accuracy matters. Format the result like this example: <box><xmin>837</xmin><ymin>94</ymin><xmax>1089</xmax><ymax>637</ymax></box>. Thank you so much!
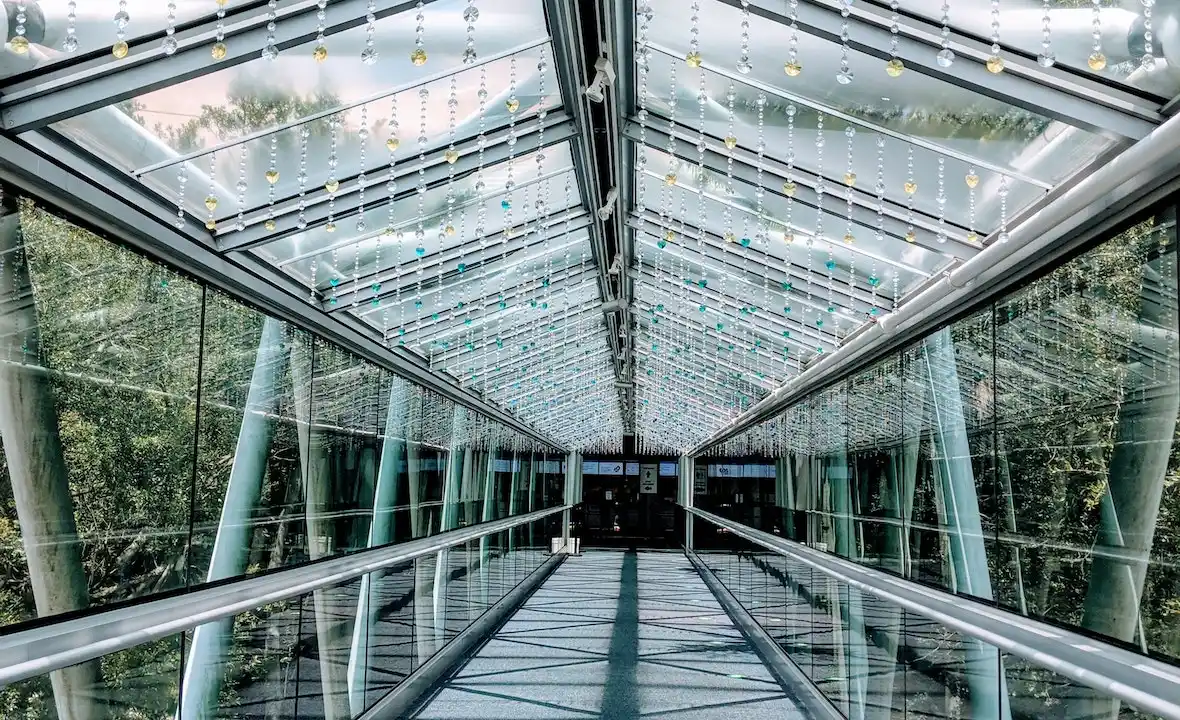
<box><xmin>986</xmin><ymin>55</ymin><xmax>1004</xmax><ymax>74</ymax></box>
<box><xmin>665</xmin><ymin>173</ymin><xmax>677</xmax><ymax>186</ymax></box>
<box><xmin>843</xmin><ymin>233</ymin><xmax>855</xmax><ymax>244</ymax></box>
<box><xmin>905</xmin><ymin>230</ymin><xmax>917</xmax><ymax>243</ymax></box>
<box><xmin>112</xmin><ymin>40</ymin><xmax>129</xmax><ymax>59</ymax></box>
<box><xmin>664</xmin><ymin>230</ymin><xmax>675</xmax><ymax>242</ymax></box>
<box><xmin>313</xmin><ymin>45</ymin><xmax>328</xmax><ymax>62</ymax></box>
<box><xmin>782</xmin><ymin>181</ymin><xmax>797</xmax><ymax>197</ymax></box>
<box><xmin>505</xmin><ymin>97</ymin><xmax>520</xmax><ymax>113</ymax></box>
<box><xmin>324</xmin><ymin>179</ymin><xmax>340</xmax><ymax>194</ymax></box>
<box><xmin>9</xmin><ymin>36</ymin><xmax>30</xmax><ymax>55</ymax></box>
<box><xmin>1088</xmin><ymin>52</ymin><xmax>1107</xmax><ymax>71</ymax></box>
<box><xmin>903</xmin><ymin>181</ymin><xmax>917</xmax><ymax>195</ymax></box>
<box><xmin>885</xmin><ymin>58</ymin><xmax>904</xmax><ymax>77</ymax></box>
<box><xmin>444</xmin><ymin>149</ymin><xmax>460</xmax><ymax>164</ymax></box>
<box><xmin>386</xmin><ymin>137</ymin><xmax>401</xmax><ymax>151</ymax></box>
<box><xmin>210</xmin><ymin>41</ymin><xmax>228</xmax><ymax>60</ymax></box>
<box><xmin>966</xmin><ymin>231</ymin><xmax>979</xmax><ymax>243</ymax></box>
<box><xmin>724</xmin><ymin>232</ymin><xmax>736</xmax><ymax>243</ymax></box>
<box><xmin>265</xmin><ymin>169</ymin><xmax>280</xmax><ymax>185</ymax></box>
<box><xmin>724</xmin><ymin>135</ymin><xmax>738</xmax><ymax>150</ymax></box>
<box><xmin>445</xmin><ymin>224</ymin><xmax>456</xmax><ymax>236</ymax></box>
<box><xmin>325</xmin><ymin>221</ymin><xmax>337</xmax><ymax>233</ymax></box>
<box><xmin>965</xmin><ymin>173</ymin><xmax>980</xmax><ymax>189</ymax></box>
<box><xmin>686</xmin><ymin>51</ymin><xmax>702</xmax><ymax>68</ymax></box>
<box><xmin>205</xmin><ymin>218</ymin><xmax>217</xmax><ymax>231</ymax></box>
<box><xmin>844</xmin><ymin>172</ymin><xmax>857</xmax><ymax>187</ymax></box>
<box><xmin>784</xmin><ymin>61</ymin><xmax>802</xmax><ymax>77</ymax></box>
<box><xmin>204</xmin><ymin>195</ymin><xmax>218</xmax><ymax>212</ymax></box>
<box><xmin>784</xmin><ymin>232</ymin><xmax>795</xmax><ymax>244</ymax></box>
<box><xmin>410</xmin><ymin>48</ymin><xmax>427</xmax><ymax>66</ymax></box>
<box><xmin>215</xmin><ymin>0</ymin><xmax>229</xmax><ymax>6</ymax></box>
<box><xmin>264</xmin><ymin>218</ymin><xmax>277</xmax><ymax>232</ymax></box>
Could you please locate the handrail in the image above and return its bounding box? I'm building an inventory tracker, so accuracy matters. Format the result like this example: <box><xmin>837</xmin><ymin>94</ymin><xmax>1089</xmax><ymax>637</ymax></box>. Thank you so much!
<box><xmin>0</xmin><ymin>505</ymin><xmax>568</xmax><ymax>686</ymax></box>
<box><xmin>686</xmin><ymin>506</ymin><xmax>1180</xmax><ymax>720</ymax></box>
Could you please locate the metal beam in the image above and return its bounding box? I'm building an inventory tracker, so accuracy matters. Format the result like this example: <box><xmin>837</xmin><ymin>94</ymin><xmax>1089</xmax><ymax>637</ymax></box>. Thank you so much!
<box><xmin>544</xmin><ymin>0</ymin><xmax>629</xmax><ymax>426</ymax></box>
<box><xmin>220</xmin><ymin>115</ymin><xmax>577</xmax><ymax>251</ymax></box>
<box><xmin>0</xmin><ymin>130</ymin><xmax>565</xmax><ymax>450</ymax></box>
<box><xmin>726</xmin><ymin>0</ymin><xmax>1160</xmax><ymax>141</ymax></box>
<box><xmin>0</xmin><ymin>0</ymin><xmax>454</xmax><ymax>133</ymax></box>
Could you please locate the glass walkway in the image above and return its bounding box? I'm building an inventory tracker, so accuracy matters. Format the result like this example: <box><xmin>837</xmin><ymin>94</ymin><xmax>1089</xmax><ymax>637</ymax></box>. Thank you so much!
<box><xmin>2</xmin><ymin>0</ymin><xmax>1180</xmax><ymax>717</ymax></box>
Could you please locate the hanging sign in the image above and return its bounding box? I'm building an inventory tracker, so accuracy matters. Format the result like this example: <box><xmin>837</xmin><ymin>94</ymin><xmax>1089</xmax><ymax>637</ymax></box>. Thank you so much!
<box><xmin>640</xmin><ymin>464</ymin><xmax>658</xmax><ymax>494</ymax></box>
<box><xmin>693</xmin><ymin>466</ymin><xmax>708</xmax><ymax>494</ymax></box>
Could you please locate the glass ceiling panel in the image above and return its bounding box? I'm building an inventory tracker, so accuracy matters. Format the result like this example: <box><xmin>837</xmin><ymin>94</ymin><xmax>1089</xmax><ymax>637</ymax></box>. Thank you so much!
<box><xmin>254</xmin><ymin>141</ymin><xmax>576</xmax><ymax>288</ymax></box>
<box><xmin>883</xmin><ymin>0</ymin><xmax>1180</xmax><ymax>98</ymax></box>
<box><xmin>634</xmin><ymin>159</ymin><xmax>942</xmax><ymax>293</ymax></box>
<box><xmin>129</xmin><ymin>46</ymin><xmax>560</xmax><ymax>220</ymax></box>
<box><xmin>640</xmin><ymin>51</ymin><xmax>1049</xmax><ymax>235</ymax></box>
<box><xmin>49</xmin><ymin>0</ymin><xmax>551</xmax><ymax>181</ymax></box>
<box><xmin>0</xmin><ymin>0</ymin><xmax>254</xmax><ymax>79</ymax></box>
<box><xmin>642</xmin><ymin>0</ymin><xmax>1116</xmax><ymax>216</ymax></box>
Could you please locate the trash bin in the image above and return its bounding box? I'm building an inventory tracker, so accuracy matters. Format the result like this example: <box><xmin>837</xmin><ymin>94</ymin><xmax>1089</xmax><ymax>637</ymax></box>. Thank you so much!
<box><xmin>550</xmin><ymin>537</ymin><xmax>563</xmax><ymax>554</ymax></box>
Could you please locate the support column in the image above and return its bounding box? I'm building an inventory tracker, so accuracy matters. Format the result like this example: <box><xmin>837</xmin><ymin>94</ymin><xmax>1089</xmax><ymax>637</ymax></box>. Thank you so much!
<box><xmin>681</xmin><ymin>455</ymin><xmax>694</xmax><ymax>551</ymax></box>
<box><xmin>432</xmin><ymin>406</ymin><xmax>468</xmax><ymax>652</ymax></box>
<box><xmin>921</xmin><ymin>328</ymin><xmax>1007</xmax><ymax>720</ymax></box>
<box><xmin>346</xmin><ymin>375</ymin><xmax>410</xmax><ymax>716</ymax></box>
<box><xmin>179</xmin><ymin>317</ymin><xmax>286</xmax><ymax>720</ymax></box>
<box><xmin>0</xmin><ymin>192</ymin><xmax>105</xmax><ymax>720</ymax></box>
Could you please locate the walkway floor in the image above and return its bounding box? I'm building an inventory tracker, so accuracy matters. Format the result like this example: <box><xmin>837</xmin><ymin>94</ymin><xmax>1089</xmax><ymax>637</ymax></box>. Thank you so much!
<box><xmin>414</xmin><ymin>550</ymin><xmax>811</xmax><ymax>719</ymax></box>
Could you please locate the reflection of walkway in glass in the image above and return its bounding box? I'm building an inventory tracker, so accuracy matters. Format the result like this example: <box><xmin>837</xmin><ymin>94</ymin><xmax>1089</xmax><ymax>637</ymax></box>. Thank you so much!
<box><xmin>414</xmin><ymin>550</ymin><xmax>812</xmax><ymax>719</ymax></box>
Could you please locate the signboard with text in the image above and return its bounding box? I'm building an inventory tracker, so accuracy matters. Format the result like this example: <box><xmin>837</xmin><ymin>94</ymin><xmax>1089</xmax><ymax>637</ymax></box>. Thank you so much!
<box><xmin>639</xmin><ymin>464</ymin><xmax>658</xmax><ymax>494</ymax></box>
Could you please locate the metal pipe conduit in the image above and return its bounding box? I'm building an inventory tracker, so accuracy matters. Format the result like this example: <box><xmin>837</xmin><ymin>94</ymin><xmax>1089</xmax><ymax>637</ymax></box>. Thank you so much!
<box><xmin>0</xmin><ymin>504</ymin><xmax>569</xmax><ymax>687</ymax></box>
<box><xmin>690</xmin><ymin>108</ymin><xmax>1180</xmax><ymax>456</ymax></box>
<box><xmin>686</xmin><ymin>506</ymin><xmax>1180</xmax><ymax>720</ymax></box>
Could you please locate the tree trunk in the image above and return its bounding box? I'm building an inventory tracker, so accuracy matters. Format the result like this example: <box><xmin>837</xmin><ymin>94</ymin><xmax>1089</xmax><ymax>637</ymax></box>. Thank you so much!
<box><xmin>0</xmin><ymin>191</ymin><xmax>106</xmax><ymax>720</ymax></box>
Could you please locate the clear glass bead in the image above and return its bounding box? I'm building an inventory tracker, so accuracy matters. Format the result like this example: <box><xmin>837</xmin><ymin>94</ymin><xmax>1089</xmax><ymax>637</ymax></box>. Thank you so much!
<box><xmin>936</xmin><ymin>48</ymin><xmax>955</xmax><ymax>67</ymax></box>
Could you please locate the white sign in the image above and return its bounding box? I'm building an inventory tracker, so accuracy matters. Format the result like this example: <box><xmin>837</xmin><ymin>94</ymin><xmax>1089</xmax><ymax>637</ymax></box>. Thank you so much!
<box><xmin>599</xmin><ymin>461</ymin><xmax>624</xmax><ymax>476</ymax></box>
<box><xmin>693</xmin><ymin>466</ymin><xmax>708</xmax><ymax>494</ymax></box>
<box><xmin>639</xmin><ymin>464</ymin><xmax>658</xmax><ymax>494</ymax></box>
<box><xmin>583</xmin><ymin>461</ymin><xmax>600</xmax><ymax>474</ymax></box>
<box><xmin>625</xmin><ymin>462</ymin><xmax>640</xmax><ymax>476</ymax></box>
<box><xmin>659</xmin><ymin>461</ymin><xmax>678</xmax><ymax>476</ymax></box>
<box><xmin>605</xmin><ymin>490</ymin><xmax>613</xmax><ymax>501</ymax></box>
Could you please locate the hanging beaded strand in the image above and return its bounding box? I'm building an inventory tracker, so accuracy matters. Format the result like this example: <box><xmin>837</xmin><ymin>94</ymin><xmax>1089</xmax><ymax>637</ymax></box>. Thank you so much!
<box><xmin>325</xmin><ymin>115</ymin><xmax>340</xmax><ymax>233</ymax></box>
<box><xmin>843</xmin><ymin>125</ymin><xmax>855</xmax><ymax>245</ymax></box>
<box><xmin>737</xmin><ymin>0</ymin><xmax>752</xmax><ymax>74</ymax></box>
<box><xmin>353</xmin><ymin>106</ymin><xmax>369</xmax><ymax>309</ymax></box>
<box><xmin>63</xmin><ymin>0</ymin><xmax>78</xmax><ymax>52</ymax></box>
<box><xmin>204</xmin><ymin>152</ymin><xmax>218</xmax><ymax>231</ymax></box>
<box><xmin>112</xmin><ymin>0</ymin><xmax>130</xmax><ymax>59</ymax></box>
<box><xmin>1142</xmin><ymin>0</ymin><xmax>1155</xmax><ymax>70</ymax></box>
<box><xmin>212</xmin><ymin>0</ymin><xmax>229</xmax><ymax>60</ymax></box>
<box><xmin>264</xmin><ymin>136</ymin><xmax>279</xmax><ymax>231</ymax></box>
<box><xmin>870</xmin><ymin>134</ymin><xmax>885</xmax><ymax>314</ymax></box>
<box><xmin>235</xmin><ymin>143</ymin><xmax>248</xmax><ymax>231</ymax></box>
<box><xmin>362</xmin><ymin>0</ymin><xmax>379</xmax><ymax>64</ymax></box>
<box><xmin>785</xmin><ymin>0</ymin><xmax>801</xmax><ymax>76</ymax></box>
<box><xmin>1037</xmin><ymin>0</ymin><xmax>1054</xmax><ymax>67</ymax></box>
<box><xmin>903</xmin><ymin>145</ymin><xmax>916</xmax><ymax>243</ymax></box>
<box><xmin>313</xmin><ymin>0</ymin><xmax>329</xmax><ymax>61</ymax></box>
<box><xmin>837</xmin><ymin>0</ymin><xmax>853</xmax><ymax>84</ymax></box>
<box><xmin>262</xmin><ymin>0</ymin><xmax>279</xmax><ymax>59</ymax></box>
<box><xmin>965</xmin><ymin>164</ymin><xmax>979</xmax><ymax>242</ymax></box>
<box><xmin>297</xmin><ymin>127</ymin><xmax>310</xmax><ymax>230</ymax></box>
<box><xmin>886</xmin><ymin>1</ymin><xmax>903</xmax><ymax>76</ymax></box>
<box><xmin>162</xmin><ymin>0</ymin><xmax>178</xmax><ymax>55</ymax></box>
<box><xmin>936</xmin><ymin>0</ymin><xmax>954</xmax><ymax>67</ymax></box>
<box><xmin>175</xmin><ymin>162</ymin><xmax>188</xmax><ymax>229</ymax></box>
<box><xmin>998</xmin><ymin>175</ymin><xmax>1010</xmax><ymax>242</ymax></box>
<box><xmin>936</xmin><ymin>156</ymin><xmax>947</xmax><ymax>243</ymax></box>
<box><xmin>1089</xmin><ymin>0</ymin><xmax>1105</xmax><ymax>70</ymax></box>
<box><xmin>986</xmin><ymin>0</ymin><xmax>1003</xmax><ymax>73</ymax></box>
<box><xmin>411</xmin><ymin>0</ymin><xmax>428</xmax><ymax>65</ymax></box>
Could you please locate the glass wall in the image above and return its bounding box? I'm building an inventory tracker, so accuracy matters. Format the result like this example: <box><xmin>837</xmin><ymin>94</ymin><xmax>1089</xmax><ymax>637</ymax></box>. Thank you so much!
<box><xmin>0</xmin><ymin>196</ymin><xmax>566</xmax><ymax>716</ymax></box>
<box><xmin>701</xmin><ymin>202</ymin><xmax>1180</xmax><ymax>662</ymax></box>
<box><xmin>2</xmin><ymin>517</ymin><xmax>554</xmax><ymax>720</ymax></box>
<box><xmin>697</xmin><ymin>537</ymin><xmax>1164</xmax><ymax>719</ymax></box>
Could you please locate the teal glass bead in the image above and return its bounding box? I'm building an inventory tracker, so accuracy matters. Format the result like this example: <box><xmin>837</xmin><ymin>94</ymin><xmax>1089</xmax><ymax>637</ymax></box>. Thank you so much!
<box><xmin>699</xmin><ymin>304</ymin><xmax>706</xmax><ymax>312</ymax></box>
<box><xmin>657</xmin><ymin>239</ymin><xmax>667</xmax><ymax>249</ymax></box>
<box><xmin>501</xmin><ymin>199</ymin><xmax>511</xmax><ymax>210</ymax></box>
<box><xmin>370</xmin><ymin>298</ymin><xmax>380</xmax><ymax>307</ymax></box>
<box><xmin>329</xmin><ymin>277</ymin><xmax>340</xmax><ymax>287</ymax></box>
<box><xmin>825</xmin><ymin>260</ymin><xmax>836</xmax><ymax>270</ymax></box>
<box><xmin>740</xmin><ymin>237</ymin><xmax>751</xmax><ymax>247</ymax></box>
<box><xmin>457</xmin><ymin>263</ymin><xmax>466</xmax><ymax>273</ymax></box>
<box><xmin>329</xmin><ymin>296</ymin><xmax>338</xmax><ymax>305</ymax></box>
<box><xmin>868</xmin><ymin>275</ymin><xmax>880</xmax><ymax>287</ymax></box>
<box><xmin>415</xmin><ymin>246</ymin><xmax>425</xmax><ymax>257</ymax></box>
<box><xmin>781</xmin><ymin>281</ymin><xmax>792</xmax><ymax>291</ymax></box>
<box><xmin>371</xmin><ymin>282</ymin><xmax>381</xmax><ymax>292</ymax></box>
